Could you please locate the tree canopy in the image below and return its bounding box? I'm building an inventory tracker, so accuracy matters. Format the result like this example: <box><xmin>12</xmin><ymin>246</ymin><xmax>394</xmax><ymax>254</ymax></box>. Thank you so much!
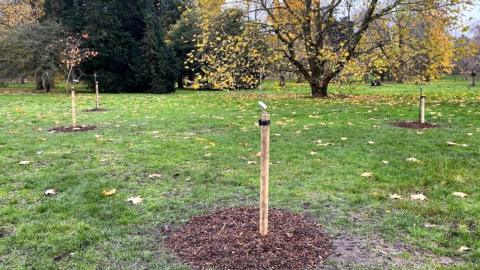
<box><xmin>43</xmin><ymin>0</ymin><xmax>181</xmax><ymax>93</ymax></box>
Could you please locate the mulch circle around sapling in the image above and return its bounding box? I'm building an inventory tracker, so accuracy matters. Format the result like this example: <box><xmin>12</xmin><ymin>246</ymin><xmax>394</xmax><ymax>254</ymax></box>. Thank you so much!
<box><xmin>392</xmin><ymin>121</ymin><xmax>438</xmax><ymax>129</ymax></box>
<box><xmin>48</xmin><ymin>125</ymin><xmax>97</xmax><ymax>133</ymax></box>
<box><xmin>82</xmin><ymin>108</ymin><xmax>108</xmax><ymax>112</ymax></box>
<box><xmin>165</xmin><ymin>207</ymin><xmax>332</xmax><ymax>270</ymax></box>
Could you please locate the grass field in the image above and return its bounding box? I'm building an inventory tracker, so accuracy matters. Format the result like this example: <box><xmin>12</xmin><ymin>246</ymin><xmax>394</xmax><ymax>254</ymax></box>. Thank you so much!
<box><xmin>0</xmin><ymin>78</ymin><xmax>479</xmax><ymax>269</ymax></box>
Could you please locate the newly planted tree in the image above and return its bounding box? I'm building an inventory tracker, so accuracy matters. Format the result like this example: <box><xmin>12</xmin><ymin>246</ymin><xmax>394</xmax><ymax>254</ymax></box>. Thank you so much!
<box><xmin>60</xmin><ymin>33</ymin><xmax>97</xmax><ymax>126</ymax></box>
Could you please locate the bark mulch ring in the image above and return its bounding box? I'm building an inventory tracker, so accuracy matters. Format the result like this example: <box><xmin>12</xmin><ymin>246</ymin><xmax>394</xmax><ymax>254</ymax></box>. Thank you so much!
<box><xmin>392</xmin><ymin>121</ymin><xmax>438</xmax><ymax>129</ymax></box>
<box><xmin>48</xmin><ymin>125</ymin><xmax>97</xmax><ymax>133</ymax></box>
<box><xmin>82</xmin><ymin>108</ymin><xmax>108</xmax><ymax>112</ymax></box>
<box><xmin>165</xmin><ymin>207</ymin><xmax>332</xmax><ymax>270</ymax></box>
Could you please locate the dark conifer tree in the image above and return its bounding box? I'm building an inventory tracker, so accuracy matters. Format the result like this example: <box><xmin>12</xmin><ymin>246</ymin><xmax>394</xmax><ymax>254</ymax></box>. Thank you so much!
<box><xmin>44</xmin><ymin>0</ymin><xmax>180</xmax><ymax>93</ymax></box>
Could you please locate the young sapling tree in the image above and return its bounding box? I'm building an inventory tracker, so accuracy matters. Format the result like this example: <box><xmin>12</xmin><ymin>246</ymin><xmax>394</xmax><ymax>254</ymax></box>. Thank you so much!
<box><xmin>60</xmin><ymin>33</ymin><xmax>97</xmax><ymax>126</ymax></box>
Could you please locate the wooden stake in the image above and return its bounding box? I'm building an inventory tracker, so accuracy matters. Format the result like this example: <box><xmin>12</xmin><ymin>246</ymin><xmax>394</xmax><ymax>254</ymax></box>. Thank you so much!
<box><xmin>95</xmin><ymin>80</ymin><xmax>99</xmax><ymax>109</ymax></box>
<box><xmin>259</xmin><ymin>112</ymin><xmax>270</xmax><ymax>236</ymax></box>
<box><xmin>71</xmin><ymin>89</ymin><xmax>77</xmax><ymax>127</ymax></box>
<box><xmin>419</xmin><ymin>96</ymin><xmax>425</xmax><ymax>124</ymax></box>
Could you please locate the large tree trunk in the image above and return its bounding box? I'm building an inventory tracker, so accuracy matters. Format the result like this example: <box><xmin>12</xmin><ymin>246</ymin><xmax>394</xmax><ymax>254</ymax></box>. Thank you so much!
<box><xmin>310</xmin><ymin>81</ymin><xmax>328</xmax><ymax>98</ymax></box>
<box><xmin>177</xmin><ymin>76</ymin><xmax>184</xmax><ymax>89</ymax></box>
<box><xmin>41</xmin><ymin>72</ymin><xmax>52</xmax><ymax>93</ymax></box>
<box><xmin>47</xmin><ymin>70</ymin><xmax>55</xmax><ymax>90</ymax></box>
<box><xmin>35</xmin><ymin>76</ymin><xmax>43</xmax><ymax>90</ymax></box>
<box><xmin>309</xmin><ymin>74</ymin><xmax>334</xmax><ymax>98</ymax></box>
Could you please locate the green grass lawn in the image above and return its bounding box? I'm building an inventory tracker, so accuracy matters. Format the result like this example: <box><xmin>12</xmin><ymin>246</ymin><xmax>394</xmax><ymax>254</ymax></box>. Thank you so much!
<box><xmin>0</xmin><ymin>78</ymin><xmax>479</xmax><ymax>269</ymax></box>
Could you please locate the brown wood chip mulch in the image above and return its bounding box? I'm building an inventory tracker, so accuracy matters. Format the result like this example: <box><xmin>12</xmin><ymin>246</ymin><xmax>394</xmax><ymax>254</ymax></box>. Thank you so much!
<box><xmin>393</xmin><ymin>121</ymin><xmax>437</xmax><ymax>129</ymax></box>
<box><xmin>165</xmin><ymin>207</ymin><xmax>332</xmax><ymax>270</ymax></box>
<box><xmin>48</xmin><ymin>125</ymin><xmax>97</xmax><ymax>133</ymax></box>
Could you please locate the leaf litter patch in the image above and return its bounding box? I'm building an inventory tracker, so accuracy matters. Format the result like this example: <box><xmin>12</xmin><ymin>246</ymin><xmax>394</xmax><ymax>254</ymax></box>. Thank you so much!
<box><xmin>165</xmin><ymin>207</ymin><xmax>332</xmax><ymax>269</ymax></box>
<box><xmin>392</xmin><ymin>121</ymin><xmax>438</xmax><ymax>129</ymax></box>
<box><xmin>48</xmin><ymin>125</ymin><xmax>97</xmax><ymax>133</ymax></box>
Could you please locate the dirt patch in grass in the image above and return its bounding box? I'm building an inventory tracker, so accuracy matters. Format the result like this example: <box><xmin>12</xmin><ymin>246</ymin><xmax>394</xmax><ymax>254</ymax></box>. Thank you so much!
<box><xmin>0</xmin><ymin>228</ymin><xmax>10</xmax><ymax>238</ymax></box>
<box><xmin>82</xmin><ymin>108</ymin><xmax>108</xmax><ymax>112</ymax></box>
<box><xmin>392</xmin><ymin>121</ymin><xmax>438</xmax><ymax>129</ymax></box>
<box><xmin>322</xmin><ymin>233</ymin><xmax>463</xmax><ymax>269</ymax></box>
<box><xmin>165</xmin><ymin>207</ymin><xmax>332</xmax><ymax>269</ymax></box>
<box><xmin>48</xmin><ymin>125</ymin><xmax>97</xmax><ymax>133</ymax></box>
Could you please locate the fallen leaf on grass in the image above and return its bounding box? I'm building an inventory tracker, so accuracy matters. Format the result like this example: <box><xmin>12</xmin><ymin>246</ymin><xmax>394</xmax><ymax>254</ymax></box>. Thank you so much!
<box><xmin>340</xmin><ymin>137</ymin><xmax>348</xmax><ymax>141</ymax></box>
<box><xmin>446</xmin><ymin>141</ymin><xmax>468</xmax><ymax>147</ymax></box>
<box><xmin>361</xmin><ymin>172</ymin><xmax>373</xmax><ymax>178</ymax></box>
<box><xmin>127</xmin><ymin>196</ymin><xmax>143</xmax><ymax>205</ymax></box>
<box><xmin>388</xmin><ymin>193</ymin><xmax>402</xmax><ymax>199</ymax></box>
<box><xmin>382</xmin><ymin>160</ymin><xmax>389</xmax><ymax>164</ymax></box>
<box><xmin>410</xmin><ymin>193</ymin><xmax>427</xmax><ymax>201</ymax></box>
<box><xmin>102</xmin><ymin>189</ymin><xmax>116</xmax><ymax>196</ymax></box>
<box><xmin>318</xmin><ymin>143</ymin><xmax>334</xmax><ymax>147</ymax></box>
<box><xmin>452</xmin><ymin>192</ymin><xmax>468</xmax><ymax>198</ymax></box>
<box><xmin>405</xmin><ymin>157</ymin><xmax>421</xmax><ymax>163</ymax></box>
<box><xmin>247</xmin><ymin>161</ymin><xmax>257</xmax><ymax>165</ymax></box>
<box><xmin>367</xmin><ymin>141</ymin><xmax>375</xmax><ymax>145</ymax></box>
<box><xmin>310</xmin><ymin>151</ymin><xmax>318</xmax><ymax>156</ymax></box>
<box><xmin>19</xmin><ymin>160</ymin><xmax>30</xmax><ymax>165</ymax></box>
<box><xmin>44</xmin><ymin>189</ymin><xmax>56</xmax><ymax>196</ymax></box>
<box><xmin>458</xmin><ymin>246</ymin><xmax>470</xmax><ymax>252</ymax></box>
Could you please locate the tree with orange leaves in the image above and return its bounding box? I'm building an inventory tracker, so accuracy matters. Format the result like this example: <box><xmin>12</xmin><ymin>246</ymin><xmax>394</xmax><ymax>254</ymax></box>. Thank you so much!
<box><xmin>246</xmin><ymin>0</ymin><xmax>471</xmax><ymax>96</ymax></box>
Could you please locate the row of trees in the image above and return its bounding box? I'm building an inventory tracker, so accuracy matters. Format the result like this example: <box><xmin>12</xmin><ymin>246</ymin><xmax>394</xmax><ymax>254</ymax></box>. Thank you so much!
<box><xmin>0</xmin><ymin>0</ymin><xmax>479</xmax><ymax>96</ymax></box>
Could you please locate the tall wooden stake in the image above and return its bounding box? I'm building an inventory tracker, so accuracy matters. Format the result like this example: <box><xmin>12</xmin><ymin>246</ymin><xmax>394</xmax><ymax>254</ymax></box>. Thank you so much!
<box><xmin>259</xmin><ymin>112</ymin><xmax>270</xmax><ymax>236</ymax></box>
<box><xmin>71</xmin><ymin>88</ymin><xmax>77</xmax><ymax>127</ymax></box>
<box><xmin>419</xmin><ymin>96</ymin><xmax>425</xmax><ymax>124</ymax></box>
<box><xmin>95</xmin><ymin>80</ymin><xmax>99</xmax><ymax>109</ymax></box>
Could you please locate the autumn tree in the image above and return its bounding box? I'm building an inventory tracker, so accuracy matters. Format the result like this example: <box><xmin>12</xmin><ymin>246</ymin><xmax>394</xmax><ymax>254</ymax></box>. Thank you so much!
<box><xmin>187</xmin><ymin>7</ymin><xmax>272</xmax><ymax>90</ymax></box>
<box><xmin>247</xmin><ymin>0</ymin><xmax>471</xmax><ymax>97</ymax></box>
<box><xmin>0</xmin><ymin>0</ymin><xmax>43</xmax><ymax>30</ymax></box>
<box><xmin>454</xmin><ymin>23</ymin><xmax>480</xmax><ymax>85</ymax></box>
<box><xmin>60</xmin><ymin>33</ymin><xmax>98</xmax><ymax>92</ymax></box>
<box><xmin>367</xmin><ymin>6</ymin><xmax>458</xmax><ymax>83</ymax></box>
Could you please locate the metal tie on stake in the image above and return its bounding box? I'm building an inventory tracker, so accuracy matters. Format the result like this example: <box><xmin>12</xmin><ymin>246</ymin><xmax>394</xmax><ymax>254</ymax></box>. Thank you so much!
<box><xmin>258</xmin><ymin>101</ymin><xmax>270</xmax><ymax>236</ymax></box>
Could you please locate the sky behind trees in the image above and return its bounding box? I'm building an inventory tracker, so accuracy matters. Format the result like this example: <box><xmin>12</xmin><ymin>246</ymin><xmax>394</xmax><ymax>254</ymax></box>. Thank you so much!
<box><xmin>463</xmin><ymin>2</ymin><xmax>479</xmax><ymax>23</ymax></box>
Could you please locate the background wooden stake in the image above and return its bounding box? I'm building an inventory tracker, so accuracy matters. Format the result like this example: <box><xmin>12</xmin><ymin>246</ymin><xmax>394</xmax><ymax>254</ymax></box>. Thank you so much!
<box><xmin>71</xmin><ymin>89</ymin><xmax>77</xmax><ymax>126</ymax></box>
<box><xmin>259</xmin><ymin>112</ymin><xmax>270</xmax><ymax>236</ymax></box>
<box><xmin>419</xmin><ymin>96</ymin><xmax>425</xmax><ymax>124</ymax></box>
<box><xmin>95</xmin><ymin>80</ymin><xmax>99</xmax><ymax>109</ymax></box>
